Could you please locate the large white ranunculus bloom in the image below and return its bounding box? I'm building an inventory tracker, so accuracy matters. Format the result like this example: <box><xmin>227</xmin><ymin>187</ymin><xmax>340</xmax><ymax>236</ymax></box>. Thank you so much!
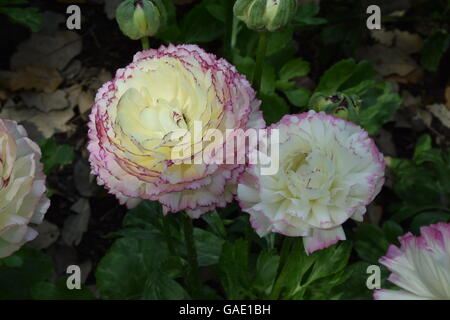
<box><xmin>374</xmin><ymin>222</ymin><xmax>450</xmax><ymax>300</ymax></box>
<box><xmin>0</xmin><ymin>119</ymin><xmax>50</xmax><ymax>258</ymax></box>
<box><xmin>88</xmin><ymin>44</ymin><xmax>264</xmax><ymax>218</ymax></box>
<box><xmin>237</xmin><ymin>111</ymin><xmax>385</xmax><ymax>253</ymax></box>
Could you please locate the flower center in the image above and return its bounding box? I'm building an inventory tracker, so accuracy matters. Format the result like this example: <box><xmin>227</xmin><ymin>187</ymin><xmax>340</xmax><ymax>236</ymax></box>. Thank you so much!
<box><xmin>283</xmin><ymin>149</ymin><xmax>335</xmax><ymax>200</ymax></box>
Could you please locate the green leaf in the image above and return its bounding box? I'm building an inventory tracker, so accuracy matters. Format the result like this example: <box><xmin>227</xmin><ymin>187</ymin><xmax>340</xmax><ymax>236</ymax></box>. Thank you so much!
<box><xmin>279</xmin><ymin>58</ymin><xmax>310</xmax><ymax>81</ymax></box>
<box><xmin>39</xmin><ymin>138</ymin><xmax>74</xmax><ymax>175</ymax></box>
<box><xmin>193</xmin><ymin>228</ymin><xmax>224</xmax><ymax>267</ymax></box>
<box><xmin>413</xmin><ymin>134</ymin><xmax>433</xmax><ymax>160</ymax></box>
<box><xmin>421</xmin><ymin>29</ymin><xmax>450</xmax><ymax>72</ymax></box>
<box><xmin>271</xmin><ymin>240</ymin><xmax>351</xmax><ymax>300</ymax></box>
<box><xmin>305</xmin><ymin>241</ymin><xmax>352</xmax><ymax>285</ymax></box>
<box><xmin>0</xmin><ymin>248</ymin><xmax>53</xmax><ymax>299</ymax></box>
<box><xmin>315</xmin><ymin>59</ymin><xmax>358</xmax><ymax>95</ymax></box>
<box><xmin>202</xmin><ymin>210</ymin><xmax>227</xmax><ymax>238</ymax></box>
<box><xmin>232</xmin><ymin>53</ymin><xmax>255</xmax><ymax>81</ymax></box>
<box><xmin>410</xmin><ymin>212</ymin><xmax>450</xmax><ymax>235</ymax></box>
<box><xmin>261</xmin><ymin>64</ymin><xmax>277</xmax><ymax>94</ymax></box>
<box><xmin>354</xmin><ymin>224</ymin><xmax>390</xmax><ymax>264</ymax></box>
<box><xmin>293</xmin><ymin>2</ymin><xmax>326</xmax><ymax>26</ymax></box>
<box><xmin>338</xmin><ymin>262</ymin><xmax>391</xmax><ymax>300</ymax></box>
<box><xmin>285</xmin><ymin>88</ymin><xmax>311</xmax><ymax>107</ymax></box>
<box><xmin>382</xmin><ymin>221</ymin><xmax>403</xmax><ymax>244</ymax></box>
<box><xmin>0</xmin><ymin>7</ymin><xmax>42</xmax><ymax>32</ymax></box>
<box><xmin>180</xmin><ymin>2</ymin><xmax>225</xmax><ymax>43</ymax></box>
<box><xmin>122</xmin><ymin>201</ymin><xmax>163</xmax><ymax>229</ymax></box>
<box><xmin>358</xmin><ymin>82</ymin><xmax>401</xmax><ymax>135</ymax></box>
<box><xmin>142</xmin><ymin>272</ymin><xmax>189</xmax><ymax>299</ymax></box>
<box><xmin>96</xmin><ymin>237</ymin><xmax>172</xmax><ymax>299</ymax></box>
<box><xmin>266</xmin><ymin>26</ymin><xmax>294</xmax><ymax>56</ymax></box>
<box><xmin>218</xmin><ymin>239</ymin><xmax>250</xmax><ymax>299</ymax></box>
<box><xmin>253</xmin><ymin>250</ymin><xmax>280</xmax><ymax>294</ymax></box>
<box><xmin>260</xmin><ymin>92</ymin><xmax>290</xmax><ymax>125</ymax></box>
<box><xmin>205</xmin><ymin>0</ymin><xmax>226</xmax><ymax>22</ymax></box>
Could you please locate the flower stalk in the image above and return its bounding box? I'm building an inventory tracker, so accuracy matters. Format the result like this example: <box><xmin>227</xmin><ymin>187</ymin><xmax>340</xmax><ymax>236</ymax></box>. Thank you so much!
<box><xmin>253</xmin><ymin>30</ymin><xmax>268</xmax><ymax>94</ymax></box>
<box><xmin>182</xmin><ymin>213</ymin><xmax>201</xmax><ymax>296</ymax></box>
<box><xmin>141</xmin><ymin>37</ymin><xmax>149</xmax><ymax>50</ymax></box>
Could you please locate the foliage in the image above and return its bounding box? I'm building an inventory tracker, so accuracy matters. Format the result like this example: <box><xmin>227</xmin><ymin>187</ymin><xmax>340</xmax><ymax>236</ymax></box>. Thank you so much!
<box><xmin>0</xmin><ymin>248</ymin><xmax>94</xmax><ymax>300</ymax></box>
<box><xmin>39</xmin><ymin>138</ymin><xmax>75</xmax><ymax>175</ymax></box>
<box><xmin>389</xmin><ymin>135</ymin><xmax>450</xmax><ymax>231</ymax></box>
<box><xmin>0</xmin><ymin>0</ymin><xmax>42</xmax><ymax>31</ymax></box>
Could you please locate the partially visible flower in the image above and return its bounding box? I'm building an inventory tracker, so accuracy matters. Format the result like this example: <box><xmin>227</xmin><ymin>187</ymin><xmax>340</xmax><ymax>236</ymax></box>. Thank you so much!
<box><xmin>237</xmin><ymin>111</ymin><xmax>385</xmax><ymax>254</ymax></box>
<box><xmin>88</xmin><ymin>44</ymin><xmax>264</xmax><ymax>218</ymax></box>
<box><xmin>374</xmin><ymin>222</ymin><xmax>450</xmax><ymax>300</ymax></box>
<box><xmin>234</xmin><ymin>0</ymin><xmax>298</xmax><ymax>32</ymax></box>
<box><xmin>0</xmin><ymin>119</ymin><xmax>50</xmax><ymax>258</ymax></box>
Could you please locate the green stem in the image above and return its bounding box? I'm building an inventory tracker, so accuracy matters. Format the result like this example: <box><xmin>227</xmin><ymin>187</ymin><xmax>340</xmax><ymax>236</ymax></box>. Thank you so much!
<box><xmin>231</xmin><ymin>16</ymin><xmax>239</xmax><ymax>50</ymax></box>
<box><xmin>141</xmin><ymin>37</ymin><xmax>150</xmax><ymax>50</ymax></box>
<box><xmin>252</xmin><ymin>31</ymin><xmax>269</xmax><ymax>94</ymax></box>
<box><xmin>269</xmin><ymin>237</ymin><xmax>295</xmax><ymax>299</ymax></box>
<box><xmin>182</xmin><ymin>214</ymin><xmax>200</xmax><ymax>295</ymax></box>
<box><xmin>223</xmin><ymin>0</ymin><xmax>235</xmax><ymax>60</ymax></box>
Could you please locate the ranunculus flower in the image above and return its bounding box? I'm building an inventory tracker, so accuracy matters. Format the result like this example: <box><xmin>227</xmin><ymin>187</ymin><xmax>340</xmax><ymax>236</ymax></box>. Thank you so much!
<box><xmin>0</xmin><ymin>119</ymin><xmax>50</xmax><ymax>258</ymax></box>
<box><xmin>88</xmin><ymin>44</ymin><xmax>264</xmax><ymax>218</ymax></box>
<box><xmin>237</xmin><ymin>111</ymin><xmax>385</xmax><ymax>253</ymax></box>
<box><xmin>374</xmin><ymin>222</ymin><xmax>450</xmax><ymax>300</ymax></box>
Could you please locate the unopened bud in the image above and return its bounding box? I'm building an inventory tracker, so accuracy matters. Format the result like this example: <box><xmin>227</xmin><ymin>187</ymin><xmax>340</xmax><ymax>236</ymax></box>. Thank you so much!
<box><xmin>310</xmin><ymin>93</ymin><xmax>361</xmax><ymax>123</ymax></box>
<box><xmin>116</xmin><ymin>0</ymin><xmax>167</xmax><ymax>40</ymax></box>
<box><xmin>234</xmin><ymin>0</ymin><xmax>297</xmax><ymax>32</ymax></box>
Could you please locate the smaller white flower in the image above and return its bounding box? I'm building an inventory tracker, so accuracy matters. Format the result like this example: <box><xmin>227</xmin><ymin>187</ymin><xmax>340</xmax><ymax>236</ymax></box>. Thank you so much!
<box><xmin>0</xmin><ymin>119</ymin><xmax>50</xmax><ymax>258</ymax></box>
<box><xmin>237</xmin><ymin>111</ymin><xmax>385</xmax><ymax>253</ymax></box>
<box><xmin>374</xmin><ymin>222</ymin><xmax>450</xmax><ymax>300</ymax></box>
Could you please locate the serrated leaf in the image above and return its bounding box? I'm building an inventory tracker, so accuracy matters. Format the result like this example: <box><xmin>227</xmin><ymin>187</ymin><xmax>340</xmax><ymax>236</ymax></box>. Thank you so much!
<box><xmin>39</xmin><ymin>138</ymin><xmax>74</xmax><ymax>175</ymax></box>
<box><xmin>96</xmin><ymin>237</ymin><xmax>172</xmax><ymax>299</ymax></box>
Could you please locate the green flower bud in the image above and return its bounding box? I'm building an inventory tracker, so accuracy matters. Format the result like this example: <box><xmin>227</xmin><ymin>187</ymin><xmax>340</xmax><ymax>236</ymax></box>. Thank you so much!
<box><xmin>233</xmin><ymin>0</ymin><xmax>297</xmax><ymax>32</ymax></box>
<box><xmin>310</xmin><ymin>93</ymin><xmax>361</xmax><ymax>123</ymax></box>
<box><xmin>116</xmin><ymin>0</ymin><xmax>167</xmax><ymax>40</ymax></box>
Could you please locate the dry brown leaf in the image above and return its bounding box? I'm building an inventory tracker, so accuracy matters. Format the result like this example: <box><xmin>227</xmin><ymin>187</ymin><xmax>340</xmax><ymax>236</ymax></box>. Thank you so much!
<box><xmin>371</xmin><ymin>28</ymin><xmax>395</xmax><ymax>47</ymax></box>
<box><xmin>0</xmin><ymin>101</ymin><xmax>75</xmax><ymax>139</ymax></box>
<box><xmin>20</xmin><ymin>90</ymin><xmax>69</xmax><ymax>113</ymax></box>
<box><xmin>427</xmin><ymin>104</ymin><xmax>450</xmax><ymax>129</ymax></box>
<box><xmin>78</xmin><ymin>89</ymin><xmax>94</xmax><ymax>116</ymax></box>
<box><xmin>0</xmin><ymin>66</ymin><xmax>63</xmax><ymax>93</ymax></box>
<box><xmin>357</xmin><ymin>44</ymin><xmax>417</xmax><ymax>77</ymax></box>
<box><xmin>65</xmin><ymin>84</ymin><xmax>82</xmax><ymax>109</ymax></box>
<box><xmin>386</xmin><ymin>67</ymin><xmax>423</xmax><ymax>84</ymax></box>
<box><xmin>394</xmin><ymin>30</ymin><xmax>423</xmax><ymax>55</ymax></box>
<box><xmin>401</xmin><ymin>90</ymin><xmax>422</xmax><ymax>108</ymax></box>
<box><xmin>11</xmin><ymin>31</ymin><xmax>82</xmax><ymax>71</ymax></box>
<box><xmin>29</xmin><ymin>220</ymin><xmax>60</xmax><ymax>250</ymax></box>
<box><xmin>62</xmin><ymin>198</ymin><xmax>91</xmax><ymax>247</ymax></box>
